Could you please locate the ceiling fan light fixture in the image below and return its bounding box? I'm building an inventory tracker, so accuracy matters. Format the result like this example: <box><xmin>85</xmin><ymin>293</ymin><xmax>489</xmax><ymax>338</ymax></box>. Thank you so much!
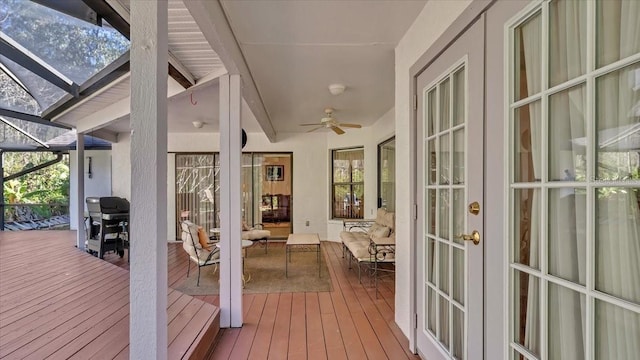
<box><xmin>328</xmin><ymin>83</ymin><xmax>346</xmax><ymax>95</ymax></box>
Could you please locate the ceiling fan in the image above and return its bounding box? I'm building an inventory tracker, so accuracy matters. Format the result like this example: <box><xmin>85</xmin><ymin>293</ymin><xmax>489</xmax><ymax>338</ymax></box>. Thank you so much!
<box><xmin>299</xmin><ymin>108</ymin><xmax>362</xmax><ymax>135</ymax></box>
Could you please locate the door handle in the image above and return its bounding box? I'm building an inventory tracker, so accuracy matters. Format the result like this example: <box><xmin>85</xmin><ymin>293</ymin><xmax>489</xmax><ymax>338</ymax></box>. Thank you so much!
<box><xmin>457</xmin><ymin>230</ymin><xmax>480</xmax><ymax>245</ymax></box>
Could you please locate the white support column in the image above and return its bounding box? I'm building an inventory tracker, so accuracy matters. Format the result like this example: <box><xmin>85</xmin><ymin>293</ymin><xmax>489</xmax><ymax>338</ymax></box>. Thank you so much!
<box><xmin>219</xmin><ymin>74</ymin><xmax>243</xmax><ymax>328</ymax></box>
<box><xmin>129</xmin><ymin>1</ymin><xmax>168</xmax><ymax>359</ymax></box>
<box><xmin>76</xmin><ymin>133</ymin><xmax>85</xmax><ymax>250</ymax></box>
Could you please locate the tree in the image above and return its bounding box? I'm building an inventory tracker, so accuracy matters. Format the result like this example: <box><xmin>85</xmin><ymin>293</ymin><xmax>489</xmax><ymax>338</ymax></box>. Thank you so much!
<box><xmin>2</xmin><ymin>151</ymin><xmax>70</xmax><ymax>220</ymax></box>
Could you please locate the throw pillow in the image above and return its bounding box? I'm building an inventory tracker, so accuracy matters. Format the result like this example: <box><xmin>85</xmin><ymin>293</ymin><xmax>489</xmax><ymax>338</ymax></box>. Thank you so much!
<box><xmin>368</xmin><ymin>223</ymin><xmax>382</xmax><ymax>236</ymax></box>
<box><xmin>242</xmin><ymin>221</ymin><xmax>251</xmax><ymax>231</ymax></box>
<box><xmin>370</xmin><ymin>225</ymin><xmax>391</xmax><ymax>239</ymax></box>
<box><xmin>197</xmin><ymin>227</ymin><xmax>211</xmax><ymax>251</ymax></box>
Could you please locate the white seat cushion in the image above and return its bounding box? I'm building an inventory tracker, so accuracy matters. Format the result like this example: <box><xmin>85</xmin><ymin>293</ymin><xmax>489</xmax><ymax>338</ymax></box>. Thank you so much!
<box><xmin>242</xmin><ymin>229</ymin><xmax>271</xmax><ymax>240</ymax></box>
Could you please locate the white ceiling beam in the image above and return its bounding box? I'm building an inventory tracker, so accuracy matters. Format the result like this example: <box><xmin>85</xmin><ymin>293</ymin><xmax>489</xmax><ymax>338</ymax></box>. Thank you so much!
<box><xmin>89</xmin><ymin>128</ymin><xmax>118</xmax><ymax>143</ymax></box>
<box><xmin>76</xmin><ymin>77</ymin><xmax>183</xmax><ymax>133</ymax></box>
<box><xmin>168</xmin><ymin>52</ymin><xmax>195</xmax><ymax>86</ymax></box>
<box><xmin>182</xmin><ymin>0</ymin><xmax>276</xmax><ymax>142</ymax></box>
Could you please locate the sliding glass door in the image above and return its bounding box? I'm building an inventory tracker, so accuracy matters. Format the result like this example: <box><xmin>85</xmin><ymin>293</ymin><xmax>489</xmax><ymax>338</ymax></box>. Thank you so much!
<box><xmin>175</xmin><ymin>152</ymin><xmax>292</xmax><ymax>239</ymax></box>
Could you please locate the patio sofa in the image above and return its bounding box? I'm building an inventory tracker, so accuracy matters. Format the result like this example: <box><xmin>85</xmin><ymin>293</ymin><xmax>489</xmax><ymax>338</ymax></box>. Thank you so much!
<box><xmin>339</xmin><ymin>208</ymin><xmax>395</xmax><ymax>280</ymax></box>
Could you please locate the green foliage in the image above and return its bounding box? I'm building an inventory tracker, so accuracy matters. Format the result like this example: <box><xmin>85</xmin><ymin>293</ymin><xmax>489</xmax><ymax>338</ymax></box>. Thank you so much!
<box><xmin>2</xmin><ymin>152</ymin><xmax>70</xmax><ymax>208</ymax></box>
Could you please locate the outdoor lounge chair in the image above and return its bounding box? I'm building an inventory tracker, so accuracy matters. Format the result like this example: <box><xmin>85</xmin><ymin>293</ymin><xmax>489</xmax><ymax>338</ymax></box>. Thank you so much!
<box><xmin>181</xmin><ymin>220</ymin><xmax>220</xmax><ymax>286</ymax></box>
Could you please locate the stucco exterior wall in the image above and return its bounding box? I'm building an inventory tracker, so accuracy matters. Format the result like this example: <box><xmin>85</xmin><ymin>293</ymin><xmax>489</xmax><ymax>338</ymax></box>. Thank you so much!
<box><xmin>69</xmin><ymin>150</ymin><xmax>112</xmax><ymax>230</ymax></box>
<box><xmin>394</xmin><ymin>0</ymin><xmax>473</xmax><ymax>340</ymax></box>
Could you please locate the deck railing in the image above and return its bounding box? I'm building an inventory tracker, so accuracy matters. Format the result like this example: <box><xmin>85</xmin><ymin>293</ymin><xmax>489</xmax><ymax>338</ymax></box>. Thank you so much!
<box><xmin>1</xmin><ymin>203</ymin><xmax>70</xmax><ymax>230</ymax></box>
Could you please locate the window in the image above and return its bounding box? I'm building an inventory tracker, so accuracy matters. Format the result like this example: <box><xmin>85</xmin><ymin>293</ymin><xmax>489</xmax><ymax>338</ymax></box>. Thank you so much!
<box><xmin>378</xmin><ymin>137</ymin><xmax>396</xmax><ymax>211</ymax></box>
<box><xmin>331</xmin><ymin>148</ymin><xmax>364</xmax><ymax>219</ymax></box>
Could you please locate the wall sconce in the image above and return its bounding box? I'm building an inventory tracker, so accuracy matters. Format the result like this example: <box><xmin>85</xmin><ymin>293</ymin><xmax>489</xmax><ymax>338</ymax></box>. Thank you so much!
<box><xmin>87</xmin><ymin>156</ymin><xmax>93</xmax><ymax>179</ymax></box>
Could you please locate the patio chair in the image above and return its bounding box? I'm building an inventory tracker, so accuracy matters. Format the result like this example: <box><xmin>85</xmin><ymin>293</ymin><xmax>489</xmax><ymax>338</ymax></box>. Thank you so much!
<box><xmin>181</xmin><ymin>220</ymin><xmax>220</xmax><ymax>286</ymax></box>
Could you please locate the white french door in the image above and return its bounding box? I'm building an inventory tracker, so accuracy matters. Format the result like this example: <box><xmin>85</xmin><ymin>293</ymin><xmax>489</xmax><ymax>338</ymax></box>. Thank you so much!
<box><xmin>506</xmin><ymin>1</ymin><xmax>640</xmax><ymax>359</ymax></box>
<box><xmin>416</xmin><ymin>16</ymin><xmax>485</xmax><ymax>360</ymax></box>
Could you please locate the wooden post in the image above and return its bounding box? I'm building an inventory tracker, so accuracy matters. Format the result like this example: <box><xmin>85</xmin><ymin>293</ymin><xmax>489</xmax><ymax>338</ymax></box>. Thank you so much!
<box><xmin>129</xmin><ymin>1</ymin><xmax>168</xmax><ymax>358</ymax></box>
<box><xmin>76</xmin><ymin>133</ymin><xmax>85</xmax><ymax>249</ymax></box>
<box><xmin>219</xmin><ymin>74</ymin><xmax>244</xmax><ymax>328</ymax></box>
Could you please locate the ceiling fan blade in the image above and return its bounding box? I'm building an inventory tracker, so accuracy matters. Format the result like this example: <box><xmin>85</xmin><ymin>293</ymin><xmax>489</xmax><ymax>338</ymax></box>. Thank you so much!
<box><xmin>337</xmin><ymin>123</ymin><xmax>362</xmax><ymax>128</ymax></box>
<box><xmin>330</xmin><ymin>126</ymin><xmax>345</xmax><ymax>135</ymax></box>
<box><xmin>306</xmin><ymin>126</ymin><xmax>324</xmax><ymax>133</ymax></box>
<box><xmin>299</xmin><ymin>123</ymin><xmax>322</xmax><ymax>126</ymax></box>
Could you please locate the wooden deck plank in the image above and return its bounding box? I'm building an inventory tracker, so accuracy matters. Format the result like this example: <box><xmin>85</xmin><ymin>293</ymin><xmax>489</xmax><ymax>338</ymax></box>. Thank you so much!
<box><xmin>305</xmin><ymin>292</ymin><xmax>328</xmax><ymax>360</ymax></box>
<box><xmin>318</xmin><ymin>292</ymin><xmax>348</xmax><ymax>360</ymax></box>
<box><xmin>209</xmin><ymin>328</ymin><xmax>241</xmax><ymax>360</ymax></box>
<box><xmin>267</xmin><ymin>292</ymin><xmax>292</xmax><ymax>360</ymax></box>
<box><xmin>228</xmin><ymin>293</ymin><xmax>267</xmax><ymax>359</ymax></box>
<box><xmin>287</xmin><ymin>292</ymin><xmax>307</xmax><ymax>359</ymax></box>
<box><xmin>248</xmin><ymin>293</ymin><xmax>279</xmax><ymax>359</ymax></box>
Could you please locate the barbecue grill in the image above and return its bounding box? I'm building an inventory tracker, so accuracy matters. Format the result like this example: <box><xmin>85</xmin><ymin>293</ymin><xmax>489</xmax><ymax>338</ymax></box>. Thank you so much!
<box><xmin>86</xmin><ymin>196</ymin><xmax>129</xmax><ymax>259</ymax></box>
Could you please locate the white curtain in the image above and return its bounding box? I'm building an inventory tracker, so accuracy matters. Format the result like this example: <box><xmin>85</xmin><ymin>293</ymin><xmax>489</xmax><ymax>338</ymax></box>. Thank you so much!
<box><xmin>547</xmin><ymin>2</ymin><xmax>588</xmax><ymax>358</ymax></box>
<box><xmin>595</xmin><ymin>1</ymin><xmax>640</xmax><ymax>359</ymax></box>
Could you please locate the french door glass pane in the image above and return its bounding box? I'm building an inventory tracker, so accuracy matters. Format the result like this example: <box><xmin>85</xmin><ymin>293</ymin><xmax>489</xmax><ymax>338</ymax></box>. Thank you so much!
<box><xmin>514</xmin><ymin>189</ymin><xmax>540</xmax><ymax>269</ymax></box>
<box><xmin>595</xmin><ymin>300</ymin><xmax>640</xmax><ymax>360</ymax></box>
<box><xmin>440</xmin><ymin>134</ymin><xmax>450</xmax><ymax>185</ymax></box>
<box><xmin>548</xmin><ymin>188</ymin><xmax>586</xmax><ymax>285</ymax></box>
<box><xmin>439</xmin><ymin>295</ymin><xmax>450</xmax><ymax>347</ymax></box>
<box><xmin>439</xmin><ymin>189</ymin><xmax>450</xmax><ymax>239</ymax></box>
<box><xmin>549</xmin><ymin>0</ymin><xmax>586</xmax><ymax>87</ymax></box>
<box><xmin>514</xmin><ymin>101</ymin><xmax>541</xmax><ymax>183</ymax></box>
<box><xmin>596</xmin><ymin>0</ymin><xmax>640</xmax><ymax>68</ymax></box>
<box><xmin>452</xmin><ymin>306</ymin><xmax>464</xmax><ymax>360</ymax></box>
<box><xmin>548</xmin><ymin>283</ymin><xmax>586</xmax><ymax>360</ymax></box>
<box><xmin>427</xmin><ymin>189</ymin><xmax>436</xmax><ymax>235</ymax></box>
<box><xmin>595</xmin><ymin>187</ymin><xmax>640</xmax><ymax>305</ymax></box>
<box><xmin>439</xmin><ymin>243</ymin><xmax>449</xmax><ymax>295</ymax></box>
<box><xmin>428</xmin><ymin>286</ymin><xmax>437</xmax><ymax>333</ymax></box>
<box><xmin>428</xmin><ymin>140</ymin><xmax>437</xmax><ymax>185</ymax></box>
<box><xmin>452</xmin><ymin>189</ymin><xmax>465</xmax><ymax>245</ymax></box>
<box><xmin>514</xmin><ymin>270</ymin><xmax>540</xmax><ymax>357</ymax></box>
<box><xmin>453</xmin><ymin>129</ymin><xmax>465</xmax><ymax>185</ymax></box>
<box><xmin>596</xmin><ymin>63</ymin><xmax>640</xmax><ymax>181</ymax></box>
<box><xmin>514</xmin><ymin>12</ymin><xmax>542</xmax><ymax>101</ymax></box>
<box><xmin>440</xmin><ymin>78</ymin><xmax>451</xmax><ymax>131</ymax></box>
<box><xmin>452</xmin><ymin>68</ymin><xmax>465</xmax><ymax>126</ymax></box>
<box><xmin>428</xmin><ymin>238</ymin><xmax>436</xmax><ymax>284</ymax></box>
<box><xmin>453</xmin><ymin>247</ymin><xmax>464</xmax><ymax>305</ymax></box>
<box><xmin>428</xmin><ymin>89</ymin><xmax>437</xmax><ymax>136</ymax></box>
<box><xmin>549</xmin><ymin>84</ymin><xmax>586</xmax><ymax>182</ymax></box>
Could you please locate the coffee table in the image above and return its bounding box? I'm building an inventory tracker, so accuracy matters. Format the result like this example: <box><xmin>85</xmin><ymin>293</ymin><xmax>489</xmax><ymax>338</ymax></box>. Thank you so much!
<box><xmin>285</xmin><ymin>233</ymin><xmax>321</xmax><ymax>277</ymax></box>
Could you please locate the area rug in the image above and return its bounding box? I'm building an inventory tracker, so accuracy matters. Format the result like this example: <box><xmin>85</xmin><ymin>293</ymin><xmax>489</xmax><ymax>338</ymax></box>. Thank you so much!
<box><xmin>173</xmin><ymin>243</ymin><xmax>332</xmax><ymax>295</ymax></box>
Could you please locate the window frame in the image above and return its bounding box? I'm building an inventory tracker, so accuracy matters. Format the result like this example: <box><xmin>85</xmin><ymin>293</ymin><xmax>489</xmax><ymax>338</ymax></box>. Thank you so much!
<box><xmin>331</xmin><ymin>147</ymin><xmax>365</xmax><ymax>219</ymax></box>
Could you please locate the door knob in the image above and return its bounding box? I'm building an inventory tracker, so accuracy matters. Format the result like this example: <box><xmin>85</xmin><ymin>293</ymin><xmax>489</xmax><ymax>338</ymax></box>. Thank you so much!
<box><xmin>457</xmin><ymin>230</ymin><xmax>480</xmax><ymax>245</ymax></box>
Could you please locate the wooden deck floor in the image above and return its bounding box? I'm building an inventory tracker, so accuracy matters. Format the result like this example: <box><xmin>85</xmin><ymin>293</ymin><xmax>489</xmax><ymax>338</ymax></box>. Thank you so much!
<box><xmin>105</xmin><ymin>240</ymin><xmax>417</xmax><ymax>360</ymax></box>
<box><xmin>0</xmin><ymin>231</ymin><xmax>218</xmax><ymax>360</ymax></box>
<box><xmin>0</xmin><ymin>231</ymin><xmax>416</xmax><ymax>359</ymax></box>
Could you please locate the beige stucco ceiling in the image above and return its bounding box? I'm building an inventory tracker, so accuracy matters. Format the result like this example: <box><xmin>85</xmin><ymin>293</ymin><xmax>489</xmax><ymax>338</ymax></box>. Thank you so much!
<box><xmin>220</xmin><ymin>0</ymin><xmax>427</xmax><ymax>133</ymax></box>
